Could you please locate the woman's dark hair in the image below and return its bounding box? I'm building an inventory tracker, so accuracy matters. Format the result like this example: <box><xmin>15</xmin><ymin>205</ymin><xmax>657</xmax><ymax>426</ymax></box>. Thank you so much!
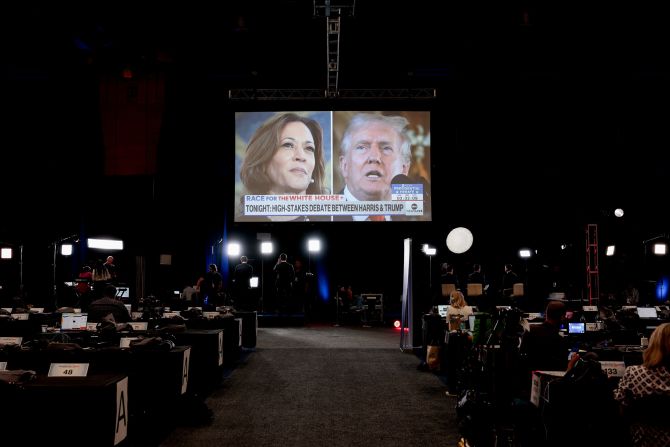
<box><xmin>240</xmin><ymin>113</ymin><xmax>326</xmax><ymax>195</ymax></box>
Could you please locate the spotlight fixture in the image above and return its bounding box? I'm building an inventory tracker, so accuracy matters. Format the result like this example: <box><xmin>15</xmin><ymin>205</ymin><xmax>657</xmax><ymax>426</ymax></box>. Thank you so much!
<box><xmin>519</xmin><ymin>249</ymin><xmax>532</xmax><ymax>259</ymax></box>
<box><xmin>614</xmin><ymin>208</ymin><xmax>624</xmax><ymax>218</ymax></box>
<box><xmin>654</xmin><ymin>243</ymin><xmax>667</xmax><ymax>255</ymax></box>
<box><xmin>261</xmin><ymin>241</ymin><xmax>274</xmax><ymax>254</ymax></box>
<box><xmin>61</xmin><ymin>244</ymin><xmax>73</xmax><ymax>256</ymax></box>
<box><xmin>606</xmin><ymin>245</ymin><xmax>615</xmax><ymax>256</ymax></box>
<box><xmin>88</xmin><ymin>238</ymin><xmax>123</xmax><ymax>250</ymax></box>
<box><xmin>1</xmin><ymin>248</ymin><xmax>12</xmax><ymax>259</ymax></box>
<box><xmin>227</xmin><ymin>243</ymin><xmax>241</xmax><ymax>257</ymax></box>
<box><xmin>308</xmin><ymin>239</ymin><xmax>321</xmax><ymax>253</ymax></box>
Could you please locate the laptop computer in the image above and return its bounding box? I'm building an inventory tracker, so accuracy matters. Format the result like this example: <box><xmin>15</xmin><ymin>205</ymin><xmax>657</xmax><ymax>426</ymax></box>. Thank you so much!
<box><xmin>61</xmin><ymin>312</ymin><xmax>88</xmax><ymax>331</ymax></box>
<box><xmin>637</xmin><ymin>307</ymin><xmax>658</xmax><ymax>319</ymax></box>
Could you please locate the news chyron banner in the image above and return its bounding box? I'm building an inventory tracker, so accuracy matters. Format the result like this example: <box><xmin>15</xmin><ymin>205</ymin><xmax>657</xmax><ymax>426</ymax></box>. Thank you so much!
<box><xmin>244</xmin><ymin>184</ymin><xmax>424</xmax><ymax>218</ymax></box>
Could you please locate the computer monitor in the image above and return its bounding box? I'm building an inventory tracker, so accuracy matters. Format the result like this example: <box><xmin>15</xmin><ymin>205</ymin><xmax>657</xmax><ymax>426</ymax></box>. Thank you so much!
<box><xmin>568</xmin><ymin>322</ymin><xmax>585</xmax><ymax>334</ymax></box>
<box><xmin>437</xmin><ymin>305</ymin><xmax>449</xmax><ymax>317</ymax></box>
<box><xmin>637</xmin><ymin>307</ymin><xmax>658</xmax><ymax>319</ymax></box>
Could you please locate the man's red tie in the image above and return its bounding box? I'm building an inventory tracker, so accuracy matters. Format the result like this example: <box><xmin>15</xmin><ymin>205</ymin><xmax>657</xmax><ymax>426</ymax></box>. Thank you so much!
<box><xmin>367</xmin><ymin>215</ymin><xmax>385</xmax><ymax>221</ymax></box>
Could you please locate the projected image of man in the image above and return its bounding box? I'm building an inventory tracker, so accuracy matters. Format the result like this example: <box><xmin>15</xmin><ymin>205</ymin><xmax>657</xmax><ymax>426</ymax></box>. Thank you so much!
<box><xmin>339</xmin><ymin>113</ymin><xmax>411</xmax><ymax>202</ymax></box>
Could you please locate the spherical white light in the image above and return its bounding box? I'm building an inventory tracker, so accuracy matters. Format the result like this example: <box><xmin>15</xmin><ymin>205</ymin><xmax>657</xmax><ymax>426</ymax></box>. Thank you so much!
<box><xmin>614</xmin><ymin>208</ymin><xmax>624</xmax><ymax>218</ymax></box>
<box><xmin>446</xmin><ymin>227</ymin><xmax>474</xmax><ymax>254</ymax></box>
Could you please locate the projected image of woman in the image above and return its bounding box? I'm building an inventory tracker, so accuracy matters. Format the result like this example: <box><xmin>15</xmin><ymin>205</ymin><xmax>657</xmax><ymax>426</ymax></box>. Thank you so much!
<box><xmin>238</xmin><ymin>112</ymin><xmax>329</xmax><ymax>221</ymax></box>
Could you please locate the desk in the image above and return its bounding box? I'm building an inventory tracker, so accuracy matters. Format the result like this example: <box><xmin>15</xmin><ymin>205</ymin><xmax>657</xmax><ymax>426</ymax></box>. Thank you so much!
<box><xmin>185</xmin><ymin>317</ymin><xmax>241</xmax><ymax>365</ymax></box>
<box><xmin>233</xmin><ymin>311</ymin><xmax>257</xmax><ymax>348</ymax></box>
<box><xmin>174</xmin><ymin>329</ymin><xmax>224</xmax><ymax>393</ymax></box>
<box><xmin>1</xmin><ymin>373</ymin><xmax>128</xmax><ymax>446</ymax></box>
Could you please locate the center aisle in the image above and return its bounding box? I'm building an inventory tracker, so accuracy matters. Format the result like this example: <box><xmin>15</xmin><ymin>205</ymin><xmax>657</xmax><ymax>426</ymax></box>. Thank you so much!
<box><xmin>161</xmin><ymin>325</ymin><xmax>461</xmax><ymax>446</ymax></box>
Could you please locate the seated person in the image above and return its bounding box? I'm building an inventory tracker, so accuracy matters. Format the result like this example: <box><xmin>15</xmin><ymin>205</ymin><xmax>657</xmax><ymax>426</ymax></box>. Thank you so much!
<box><xmin>520</xmin><ymin>300</ymin><xmax>568</xmax><ymax>372</ymax></box>
<box><xmin>88</xmin><ymin>285</ymin><xmax>130</xmax><ymax>323</ymax></box>
<box><xmin>614</xmin><ymin>322</ymin><xmax>670</xmax><ymax>446</ymax></box>
<box><xmin>446</xmin><ymin>290</ymin><xmax>473</xmax><ymax>331</ymax></box>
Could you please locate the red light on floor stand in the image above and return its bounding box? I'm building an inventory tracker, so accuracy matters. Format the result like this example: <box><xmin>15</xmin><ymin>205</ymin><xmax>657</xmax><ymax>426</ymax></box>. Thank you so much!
<box><xmin>393</xmin><ymin>320</ymin><xmax>401</xmax><ymax>329</ymax></box>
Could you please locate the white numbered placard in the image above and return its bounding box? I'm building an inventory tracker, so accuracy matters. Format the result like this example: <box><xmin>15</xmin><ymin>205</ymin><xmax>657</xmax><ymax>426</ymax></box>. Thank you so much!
<box><xmin>585</xmin><ymin>323</ymin><xmax>598</xmax><ymax>332</ymax></box>
<box><xmin>0</xmin><ymin>336</ymin><xmax>22</xmax><ymax>346</ymax></box>
<box><xmin>48</xmin><ymin>363</ymin><xmax>89</xmax><ymax>377</ymax></box>
<box><xmin>129</xmin><ymin>322</ymin><xmax>148</xmax><ymax>331</ymax></box>
<box><xmin>30</xmin><ymin>307</ymin><xmax>44</xmax><ymax>313</ymax></box>
<box><xmin>0</xmin><ymin>362</ymin><xmax>7</xmax><ymax>370</ymax></box>
<box><xmin>600</xmin><ymin>361</ymin><xmax>626</xmax><ymax>378</ymax></box>
<box><xmin>162</xmin><ymin>311</ymin><xmax>179</xmax><ymax>318</ymax></box>
<box><xmin>203</xmin><ymin>312</ymin><xmax>219</xmax><ymax>319</ymax></box>
<box><xmin>583</xmin><ymin>306</ymin><xmax>598</xmax><ymax>312</ymax></box>
<box><xmin>120</xmin><ymin>337</ymin><xmax>139</xmax><ymax>348</ymax></box>
<box><xmin>86</xmin><ymin>322</ymin><xmax>99</xmax><ymax>332</ymax></box>
<box><xmin>10</xmin><ymin>313</ymin><xmax>29</xmax><ymax>321</ymax></box>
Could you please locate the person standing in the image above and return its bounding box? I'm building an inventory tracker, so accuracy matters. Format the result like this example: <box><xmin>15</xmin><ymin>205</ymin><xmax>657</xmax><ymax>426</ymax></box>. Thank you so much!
<box><xmin>202</xmin><ymin>264</ymin><xmax>223</xmax><ymax>307</ymax></box>
<box><xmin>103</xmin><ymin>256</ymin><xmax>118</xmax><ymax>282</ymax></box>
<box><xmin>233</xmin><ymin>256</ymin><xmax>255</xmax><ymax>310</ymax></box>
<box><xmin>273</xmin><ymin>253</ymin><xmax>295</xmax><ymax>313</ymax></box>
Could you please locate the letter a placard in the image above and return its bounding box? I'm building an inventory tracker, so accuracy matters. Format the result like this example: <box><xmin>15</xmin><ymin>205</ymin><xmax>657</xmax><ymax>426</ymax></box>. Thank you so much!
<box><xmin>115</xmin><ymin>377</ymin><xmax>129</xmax><ymax>445</ymax></box>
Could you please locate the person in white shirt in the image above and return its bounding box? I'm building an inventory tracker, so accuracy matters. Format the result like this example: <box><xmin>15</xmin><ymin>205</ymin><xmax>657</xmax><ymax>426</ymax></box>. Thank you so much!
<box><xmin>445</xmin><ymin>290</ymin><xmax>473</xmax><ymax>331</ymax></box>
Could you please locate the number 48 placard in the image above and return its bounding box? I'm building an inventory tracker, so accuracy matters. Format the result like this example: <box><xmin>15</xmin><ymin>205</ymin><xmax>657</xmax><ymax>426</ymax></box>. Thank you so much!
<box><xmin>48</xmin><ymin>363</ymin><xmax>89</xmax><ymax>377</ymax></box>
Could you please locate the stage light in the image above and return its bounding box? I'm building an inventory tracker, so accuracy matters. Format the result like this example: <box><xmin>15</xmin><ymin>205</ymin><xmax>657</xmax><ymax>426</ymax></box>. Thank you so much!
<box><xmin>446</xmin><ymin>227</ymin><xmax>473</xmax><ymax>254</ymax></box>
<box><xmin>261</xmin><ymin>241</ymin><xmax>274</xmax><ymax>254</ymax></box>
<box><xmin>250</xmin><ymin>277</ymin><xmax>259</xmax><ymax>288</ymax></box>
<box><xmin>606</xmin><ymin>245</ymin><xmax>615</xmax><ymax>256</ymax></box>
<box><xmin>393</xmin><ymin>320</ymin><xmax>401</xmax><ymax>329</ymax></box>
<box><xmin>654</xmin><ymin>243</ymin><xmax>667</xmax><ymax>255</ymax></box>
<box><xmin>88</xmin><ymin>238</ymin><xmax>123</xmax><ymax>250</ymax></box>
<box><xmin>519</xmin><ymin>249</ymin><xmax>532</xmax><ymax>258</ymax></box>
<box><xmin>227</xmin><ymin>243</ymin><xmax>241</xmax><ymax>257</ymax></box>
<box><xmin>1</xmin><ymin>248</ymin><xmax>12</xmax><ymax>259</ymax></box>
<box><xmin>614</xmin><ymin>208</ymin><xmax>624</xmax><ymax>218</ymax></box>
<box><xmin>61</xmin><ymin>244</ymin><xmax>73</xmax><ymax>256</ymax></box>
<box><xmin>425</xmin><ymin>247</ymin><xmax>436</xmax><ymax>256</ymax></box>
<box><xmin>308</xmin><ymin>239</ymin><xmax>321</xmax><ymax>253</ymax></box>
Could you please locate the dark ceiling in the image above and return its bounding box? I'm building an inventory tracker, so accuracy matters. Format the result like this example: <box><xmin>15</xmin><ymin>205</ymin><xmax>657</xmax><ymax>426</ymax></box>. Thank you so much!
<box><xmin>2</xmin><ymin>2</ymin><xmax>670</xmax><ymax>239</ymax></box>
<box><xmin>2</xmin><ymin>2</ymin><xmax>670</xmax><ymax>302</ymax></box>
<box><xmin>3</xmin><ymin>2</ymin><xmax>670</xmax><ymax>86</ymax></box>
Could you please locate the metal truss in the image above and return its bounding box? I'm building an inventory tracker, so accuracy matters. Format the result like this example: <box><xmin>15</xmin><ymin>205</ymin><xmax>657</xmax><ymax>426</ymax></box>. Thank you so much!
<box><xmin>228</xmin><ymin>88</ymin><xmax>436</xmax><ymax>101</ymax></box>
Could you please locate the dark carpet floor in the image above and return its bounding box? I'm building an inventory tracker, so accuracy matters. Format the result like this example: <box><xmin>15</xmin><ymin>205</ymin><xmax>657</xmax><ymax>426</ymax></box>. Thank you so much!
<box><xmin>160</xmin><ymin>325</ymin><xmax>461</xmax><ymax>446</ymax></box>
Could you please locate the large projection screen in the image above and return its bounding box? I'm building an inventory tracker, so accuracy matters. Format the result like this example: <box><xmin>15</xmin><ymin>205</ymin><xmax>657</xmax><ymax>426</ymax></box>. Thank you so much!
<box><xmin>235</xmin><ymin>111</ymin><xmax>431</xmax><ymax>222</ymax></box>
